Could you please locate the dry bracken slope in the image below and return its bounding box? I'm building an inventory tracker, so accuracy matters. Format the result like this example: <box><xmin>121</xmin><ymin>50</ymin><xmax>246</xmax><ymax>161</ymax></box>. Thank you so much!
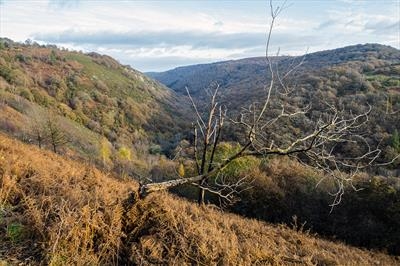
<box><xmin>0</xmin><ymin>134</ymin><xmax>398</xmax><ymax>265</ymax></box>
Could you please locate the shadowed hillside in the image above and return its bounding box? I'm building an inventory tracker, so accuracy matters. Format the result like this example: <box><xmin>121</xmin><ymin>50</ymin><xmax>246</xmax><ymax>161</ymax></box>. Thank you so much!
<box><xmin>148</xmin><ymin>44</ymin><xmax>400</xmax><ymax>174</ymax></box>
<box><xmin>0</xmin><ymin>133</ymin><xmax>398</xmax><ymax>265</ymax></box>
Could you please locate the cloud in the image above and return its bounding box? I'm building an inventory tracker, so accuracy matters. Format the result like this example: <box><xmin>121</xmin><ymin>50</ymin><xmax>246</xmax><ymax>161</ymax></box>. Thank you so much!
<box><xmin>364</xmin><ymin>20</ymin><xmax>400</xmax><ymax>35</ymax></box>
<box><xmin>318</xmin><ymin>8</ymin><xmax>399</xmax><ymax>38</ymax></box>
<box><xmin>316</xmin><ymin>19</ymin><xmax>337</xmax><ymax>30</ymax></box>
<box><xmin>214</xmin><ymin>21</ymin><xmax>224</xmax><ymax>27</ymax></box>
<box><xmin>336</xmin><ymin>0</ymin><xmax>357</xmax><ymax>3</ymax></box>
<box><xmin>132</xmin><ymin>56</ymin><xmax>222</xmax><ymax>72</ymax></box>
<box><xmin>33</xmin><ymin>28</ymin><xmax>319</xmax><ymax>51</ymax></box>
<box><xmin>48</xmin><ymin>0</ymin><xmax>79</xmax><ymax>9</ymax></box>
<box><xmin>33</xmin><ymin>29</ymin><xmax>267</xmax><ymax>50</ymax></box>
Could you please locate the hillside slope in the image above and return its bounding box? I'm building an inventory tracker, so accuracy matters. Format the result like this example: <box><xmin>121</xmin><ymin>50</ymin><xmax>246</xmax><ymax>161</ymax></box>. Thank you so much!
<box><xmin>0</xmin><ymin>133</ymin><xmax>398</xmax><ymax>265</ymax></box>
<box><xmin>147</xmin><ymin>44</ymin><xmax>399</xmax><ymax>97</ymax></box>
<box><xmin>0</xmin><ymin>39</ymin><xmax>190</xmax><ymax>166</ymax></box>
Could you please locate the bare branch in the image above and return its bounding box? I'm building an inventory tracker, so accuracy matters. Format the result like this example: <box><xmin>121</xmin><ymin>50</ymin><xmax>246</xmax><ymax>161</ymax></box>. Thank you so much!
<box><xmin>193</xmin><ymin>124</ymin><xmax>201</xmax><ymax>175</ymax></box>
<box><xmin>186</xmin><ymin>87</ymin><xmax>206</xmax><ymax>131</ymax></box>
<box><xmin>137</xmin><ymin>0</ymin><xmax>397</xmax><ymax>210</ymax></box>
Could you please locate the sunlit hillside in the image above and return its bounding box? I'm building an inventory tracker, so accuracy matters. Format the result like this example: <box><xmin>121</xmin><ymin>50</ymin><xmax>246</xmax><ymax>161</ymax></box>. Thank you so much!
<box><xmin>0</xmin><ymin>38</ymin><xmax>190</xmax><ymax>168</ymax></box>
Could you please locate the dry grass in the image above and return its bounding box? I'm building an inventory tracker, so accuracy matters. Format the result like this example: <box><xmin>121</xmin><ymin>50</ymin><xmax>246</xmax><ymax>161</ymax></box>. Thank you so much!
<box><xmin>0</xmin><ymin>133</ymin><xmax>398</xmax><ymax>265</ymax></box>
<box><xmin>0</xmin><ymin>133</ymin><xmax>137</xmax><ymax>264</ymax></box>
<box><xmin>126</xmin><ymin>193</ymin><xmax>399</xmax><ymax>265</ymax></box>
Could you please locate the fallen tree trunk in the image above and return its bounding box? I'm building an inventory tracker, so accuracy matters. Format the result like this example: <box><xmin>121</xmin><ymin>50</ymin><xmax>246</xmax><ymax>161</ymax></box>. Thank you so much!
<box><xmin>139</xmin><ymin>174</ymin><xmax>204</xmax><ymax>197</ymax></box>
<box><xmin>139</xmin><ymin>143</ymin><xmax>252</xmax><ymax>199</ymax></box>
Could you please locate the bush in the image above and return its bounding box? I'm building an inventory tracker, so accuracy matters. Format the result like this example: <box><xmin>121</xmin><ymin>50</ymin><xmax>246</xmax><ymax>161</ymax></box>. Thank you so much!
<box><xmin>6</xmin><ymin>223</ymin><xmax>24</xmax><ymax>243</ymax></box>
<box><xmin>149</xmin><ymin>144</ymin><xmax>162</xmax><ymax>155</ymax></box>
<box><xmin>19</xmin><ymin>88</ymin><xmax>34</xmax><ymax>101</ymax></box>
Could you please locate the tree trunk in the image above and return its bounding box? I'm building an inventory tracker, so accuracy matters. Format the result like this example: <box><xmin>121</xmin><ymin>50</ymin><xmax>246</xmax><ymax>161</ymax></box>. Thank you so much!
<box><xmin>37</xmin><ymin>135</ymin><xmax>42</xmax><ymax>148</ymax></box>
<box><xmin>139</xmin><ymin>174</ymin><xmax>204</xmax><ymax>198</ymax></box>
<box><xmin>197</xmin><ymin>180</ymin><xmax>205</xmax><ymax>205</ymax></box>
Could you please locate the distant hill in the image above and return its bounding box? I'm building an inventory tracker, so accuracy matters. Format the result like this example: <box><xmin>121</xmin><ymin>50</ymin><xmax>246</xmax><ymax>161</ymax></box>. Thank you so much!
<box><xmin>0</xmin><ymin>133</ymin><xmax>398</xmax><ymax>265</ymax></box>
<box><xmin>147</xmin><ymin>43</ymin><xmax>399</xmax><ymax>99</ymax></box>
<box><xmin>0</xmin><ymin>38</ymin><xmax>190</xmax><ymax>171</ymax></box>
<box><xmin>148</xmin><ymin>43</ymin><xmax>400</xmax><ymax>173</ymax></box>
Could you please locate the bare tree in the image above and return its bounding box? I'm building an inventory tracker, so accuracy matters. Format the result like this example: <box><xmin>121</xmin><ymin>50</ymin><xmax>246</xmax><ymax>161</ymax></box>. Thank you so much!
<box><xmin>46</xmin><ymin>114</ymin><xmax>68</xmax><ymax>154</ymax></box>
<box><xmin>28</xmin><ymin>109</ymin><xmax>47</xmax><ymax>148</ymax></box>
<box><xmin>139</xmin><ymin>0</ymin><xmax>399</xmax><ymax>207</ymax></box>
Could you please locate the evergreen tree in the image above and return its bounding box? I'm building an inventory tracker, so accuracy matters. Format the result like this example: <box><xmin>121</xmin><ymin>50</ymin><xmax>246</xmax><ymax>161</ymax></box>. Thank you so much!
<box><xmin>392</xmin><ymin>129</ymin><xmax>400</xmax><ymax>152</ymax></box>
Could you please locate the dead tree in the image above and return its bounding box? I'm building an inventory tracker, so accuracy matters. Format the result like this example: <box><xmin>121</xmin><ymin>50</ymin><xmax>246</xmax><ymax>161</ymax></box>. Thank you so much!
<box><xmin>139</xmin><ymin>0</ymin><xmax>399</xmax><ymax>207</ymax></box>
<box><xmin>28</xmin><ymin>109</ymin><xmax>47</xmax><ymax>148</ymax></box>
<box><xmin>46</xmin><ymin>115</ymin><xmax>68</xmax><ymax>154</ymax></box>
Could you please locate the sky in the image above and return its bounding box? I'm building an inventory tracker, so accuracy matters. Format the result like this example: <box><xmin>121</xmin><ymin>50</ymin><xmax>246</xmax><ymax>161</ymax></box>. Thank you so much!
<box><xmin>1</xmin><ymin>0</ymin><xmax>399</xmax><ymax>72</ymax></box>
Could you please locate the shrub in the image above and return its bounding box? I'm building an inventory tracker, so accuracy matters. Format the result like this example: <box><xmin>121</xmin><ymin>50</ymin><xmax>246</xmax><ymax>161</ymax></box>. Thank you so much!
<box><xmin>19</xmin><ymin>88</ymin><xmax>34</xmax><ymax>101</ymax></box>
<box><xmin>149</xmin><ymin>144</ymin><xmax>162</xmax><ymax>155</ymax></box>
<box><xmin>6</xmin><ymin>223</ymin><xmax>24</xmax><ymax>243</ymax></box>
